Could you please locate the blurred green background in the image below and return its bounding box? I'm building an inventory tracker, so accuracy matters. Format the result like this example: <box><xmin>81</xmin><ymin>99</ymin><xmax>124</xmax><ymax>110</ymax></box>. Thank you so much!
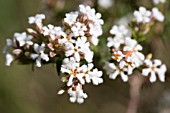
<box><xmin>0</xmin><ymin>0</ymin><xmax>170</xmax><ymax>113</ymax></box>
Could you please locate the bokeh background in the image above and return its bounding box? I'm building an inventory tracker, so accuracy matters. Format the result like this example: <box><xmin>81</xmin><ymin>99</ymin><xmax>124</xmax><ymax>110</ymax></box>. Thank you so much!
<box><xmin>0</xmin><ymin>0</ymin><xmax>170</xmax><ymax>113</ymax></box>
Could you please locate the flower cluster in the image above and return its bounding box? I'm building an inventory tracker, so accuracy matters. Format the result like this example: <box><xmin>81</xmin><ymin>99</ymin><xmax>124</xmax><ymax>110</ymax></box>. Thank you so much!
<box><xmin>134</xmin><ymin>6</ymin><xmax>164</xmax><ymax>23</ymax></box>
<box><xmin>104</xmin><ymin>25</ymin><xmax>144</xmax><ymax>82</ymax></box>
<box><xmin>104</xmin><ymin>5</ymin><xmax>167</xmax><ymax>82</ymax></box>
<box><xmin>3</xmin><ymin>5</ymin><xmax>104</xmax><ymax>104</ymax></box>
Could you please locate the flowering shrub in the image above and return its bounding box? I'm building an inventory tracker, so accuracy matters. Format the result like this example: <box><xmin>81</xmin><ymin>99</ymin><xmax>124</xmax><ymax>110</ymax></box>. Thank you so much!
<box><xmin>3</xmin><ymin>0</ymin><xmax>167</xmax><ymax>106</ymax></box>
<box><xmin>3</xmin><ymin>5</ymin><xmax>104</xmax><ymax>104</ymax></box>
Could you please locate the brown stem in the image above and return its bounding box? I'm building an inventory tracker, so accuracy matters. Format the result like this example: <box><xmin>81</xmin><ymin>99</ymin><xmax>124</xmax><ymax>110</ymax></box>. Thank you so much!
<box><xmin>126</xmin><ymin>74</ymin><xmax>144</xmax><ymax>113</ymax></box>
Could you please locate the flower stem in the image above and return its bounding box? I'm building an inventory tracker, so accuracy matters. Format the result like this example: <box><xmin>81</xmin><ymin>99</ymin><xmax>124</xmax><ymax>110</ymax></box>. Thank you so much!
<box><xmin>126</xmin><ymin>74</ymin><xmax>144</xmax><ymax>113</ymax></box>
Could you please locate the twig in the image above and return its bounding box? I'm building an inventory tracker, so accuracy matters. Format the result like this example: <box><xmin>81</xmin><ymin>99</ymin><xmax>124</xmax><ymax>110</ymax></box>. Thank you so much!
<box><xmin>126</xmin><ymin>73</ymin><xmax>144</xmax><ymax>113</ymax></box>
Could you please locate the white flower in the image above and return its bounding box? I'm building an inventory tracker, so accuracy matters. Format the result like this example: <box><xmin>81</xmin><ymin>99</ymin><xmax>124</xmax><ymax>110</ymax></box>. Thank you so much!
<box><xmin>14</xmin><ymin>32</ymin><xmax>33</xmax><ymax>47</ymax></box>
<box><xmin>30</xmin><ymin>43</ymin><xmax>49</xmax><ymax>67</ymax></box>
<box><xmin>5</xmin><ymin>53</ymin><xmax>14</xmax><ymax>66</ymax></box>
<box><xmin>71</xmin><ymin>22</ymin><xmax>87</xmax><ymax>37</ymax></box>
<box><xmin>152</xmin><ymin>7</ymin><xmax>164</xmax><ymax>22</ymax></box>
<box><xmin>65</xmin><ymin>37</ymin><xmax>93</xmax><ymax>62</ymax></box>
<box><xmin>28</xmin><ymin>14</ymin><xmax>45</xmax><ymax>24</ymax></box>
<box><xmin>89</xmin><ymin>68</ymin><xmax>103</xmax><ymax>85</ymax></box>
<box><xmin>58</xmin><ymin>35</ymin><xmax>75</xmax><ymax>44</ymax></box>
<box><xmin>142</xmin><ymin>59</ymin><xmax>167</xmax><ymax>82</ymax></box>
<box><xmin>124</xmin><ymin>38</ymin><xmax>145</xmax><ymax>67</ymax></box>
<box><xmin>134</xmin><ymin>7</ymin><xmax>151</xmax><ymax>23</ymax></box>
<box><xmin>153</xmin><ymin>0</ymin><xmax>166</xmax><ymax>5</ymax></box>
<box><xmin>119</xmin><ymin>59</ymin><xmax>135</xmax><ymax>75</ymax></box>
<box><xmin>110</xmin><ymin>25</ymin><xmax>130</xmax><ymax>38</ymax></box>
<box><xmin>78</xmin><ymin>5</ymin><xmax>103</xmax><ymax>46</ymax></box>
<box><xmin>124</xmin><ymin>37</ymin><xmax>138</xmax><ymax>47</ymax></box>
<box><xmin>75</xmin><ymin>37</ymin><xmax>93</xmax><ymax>62</ymax></box>
<box><xmin>68</xmin><ymin>84</ymin><xmax>88</xmax><ymax>104</ymax></box>
<box><xmin>79</xmin><ymin>5</ymin><xmax>104</xmax><ymax>25</ymax></box>
<box><xmin>42</xmin><ymin>24</ymin><xmax>56</xmax><ymax>36</ymax></box>
<box><xmin>62</xmin><ymin>57</ymin><xmax>79</xmax><ymax>69</ymax></box>
<box><xmin>88</xmin><ymin>23</ymin><xmax>103</xmax><ymax>46</ymax></box>
<box><xmin>57</xmin><ymin>89</ymin><xmax>65</xmax><ymax>95</ymax></box>
<box><xmin>90</xmin><ymin>36</ymin><xmax>99</xmax><ymax>46</ymax></box>
<box><xmin>61</xmin><ymin>61</ymin><xmax>85</xmax><ymax>86</ymax></box>
<box><xmin>112</xmin><ymin>51</ymin><xmax>124</xmax><ymax>62</ymax></box>
<box><xmin>53</xmin><ymin>26</ymin><xmax>66</xmax><ymax>38</ymax></box>
<box><xmin>104</xmin><ymin>62</ymin><xmax>128</xmax><ymax>82</ymax></box>
<box><xmin>64</xmin><ymin>12</ymin><xmax>78</xmax><ymax>26</ymax></box>
<box><xmin>89</xmin><ymin>23</ymin><xmax>103</xmax><ymax>45</ymax></box>
<box><xmin>98</xmin><ymin>0</ymin><xmax>113</xmax><ymax>9</ymax></box>
<box><xmin>42</xmin><ymin>25</ymin><xmax>66</xmax><ymax>40</ymax></box>
<box><xmin>107</xmin><ymin>36</ymin><xmax>124</xmax><ymax>49</ymax></box>
<box><xmin>80</xmin><ymin>63</ymin><xmax>94</xmax><ymax>83</ymax></box>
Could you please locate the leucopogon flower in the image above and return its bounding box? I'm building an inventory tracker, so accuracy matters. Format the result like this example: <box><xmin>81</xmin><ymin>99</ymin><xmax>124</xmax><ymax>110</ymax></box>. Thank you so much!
<box><xmin>64</xmin><ymin>5</ymin><xmax>104</xmax><ymax>46</ymax></box>
<box><xmin>134</xmin><ymin>7</ymin><xmax>151</xmax><ymax>23</ymax></box>
<box><xmin>4</xmin><ymin>4</ymin><xmax>104</xmax><ymax>104</ymax></box>
<box><xmin>142</xmin><ymin>59</ymin><xmax>167</xmax><ymax>82</ymax></box>
<box><xmin>105</xmin><ymin>30</ymin><xmax>145</xmax><ymax>81</ymax></box>
<box><xmin>30</xmin><ymin>43</ymin><xmax>49</xmax><ymax>67</ymax></box>
<box><xmin>133</xmin><ymin>6</ymin><xmax>165</xmax><ymax>23</ymax></box>
<box><xmin>104</xmin><ymin>5</ymin><xmax>167</xmax><ymax>83</ymax></box>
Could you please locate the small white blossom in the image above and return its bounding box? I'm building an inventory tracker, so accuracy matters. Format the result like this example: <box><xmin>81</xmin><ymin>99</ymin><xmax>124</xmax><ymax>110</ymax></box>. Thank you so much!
<box><xmin>64</xmin><ymin>12</ymin><xmax>78</xmax><ymax>26</ymax></box>
<box><xmin>57</xmin><ymin>89</ymin><xmax>65</xmax><ymax>95</ymax></box>
<box><xmin>68</xmin><ymin>84</ymin><xmax>87</xmax><ymax>104</ymax></box>
<box><xmin>98</xmin><ymin>0</ymin><xmax>113</xmax><ymax>9</ymax></box>
<box><xmin>104</xmin><ymin>62</ymin><xmax>128</xmax><ymax>82</ymax></box>
<box><xmin>124</xmin><ymin>38</ymin><xmax>145</xmax><ymax>67</ymax></box>
<box><xmin>42</xmin><ymin>24</ymin><xmax>56</xmax><ymax>36</ymax></box>
<box><xmin>107</xmin><ymin>37</ymin><xmax>125</xmax><ymax>49</ymax></box>
<box><xmin>110</xmin><ymin>25</ymin><xmax>130</xmax><ymax>38</ymax></box>
<box><xmin>78</xmin><ymin>5</ymin><xmax>103</xmax><ymax>46</ymax></box>
<box><xmin>30</xmin><ymin>43</ymin><xmax>49</xmax><ymax>67</ymax></box>
<box><xmin>134</xmin><ymin>7</ymin><xmax>151</xmax><ymax>23</ymax></box>
<box><xmin>153</xmin><ymin>0</ymin><xmax>166</xmax><ymax>5</ymax></box>
<box><xmin>79</xmin><ymin>5</ymin><xmax>104</xmax><ymax>25</ymax></box>
<box><xmin>5</xmin><ymin>53</ymin><xmax>14</xmax><ymax>66</ymax></box>
<box><xmin>28</xmin><ymin>14</ymin><xmax>45</xmax><ymax>25</ymax></box>
<box><xmin>65</xmin><ymin>37</ymin><xmax>93</xmax><ymax>62</ymax></box>
<box><xmin>89</xmin><ymin>68</ymin><xmax>103</xmax><ymax>85</ymax></box>
<box><xmin>142</xmin><ymin>59</ymin><xmax>167</xmax><ymax>82</ymax></box>
<box><xmin>89</xmin><ymin>23</ymin><xmax>103</xmax><ymax>45</ymax></box>
<box><xmin>80</xmin><ymin>63</ymin><xmax>94</xmax><ymax>83</ymax></box>
<box><xmin>89</xmin><ymin>23</ymin><xmax>103</xmax><ymax>35</ymax></box>
<box><xmin>58</xmin><ymin>35</ymin><xmax>75</xmax><ymax>44</ymax></box>
<box><xmin>71</xmin><ymin>22</ymin><xmax>87</xmax><ymax>37</ymax></box>
<box><xmin>112</xmin><ymin>51</ymin><xmax>124</xmax><ymax>62</ymax></box>
<box><xmin>119</xmin><ymin>58</ymin><xmax>135</xmax><ymax>75</ymax></box>
<box><xmin>90</xmin><ymin>36</ymin><xmax>99</xmax><ymax>46</ymax></box>
<box><xmin>42</xmin><ymin>25</ymin><xmax>66</xmax><ymax>40</ymax></box>
<box><xmin>61</xmin><ymin>61</ymin><xmax>85</xmax><ymax>86</ymax></box>
<box><xmin>124</xmin><ymin>37</ymin><xmax>138</xmax><ymax>47</ymax></box>
<box><xmin>14</xmin><ymin>32</ymin><xmax>33</xmax><ymax>47</ymax></box>
<box><xmin>62</xmin><ymin>57</ymin><xmax>79</xmax><ymax>69</ymax></box>
<box><xmin>152</xmin><ymin>7</ymin><xmax>164</xmax><ymax>22</ymax></box>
